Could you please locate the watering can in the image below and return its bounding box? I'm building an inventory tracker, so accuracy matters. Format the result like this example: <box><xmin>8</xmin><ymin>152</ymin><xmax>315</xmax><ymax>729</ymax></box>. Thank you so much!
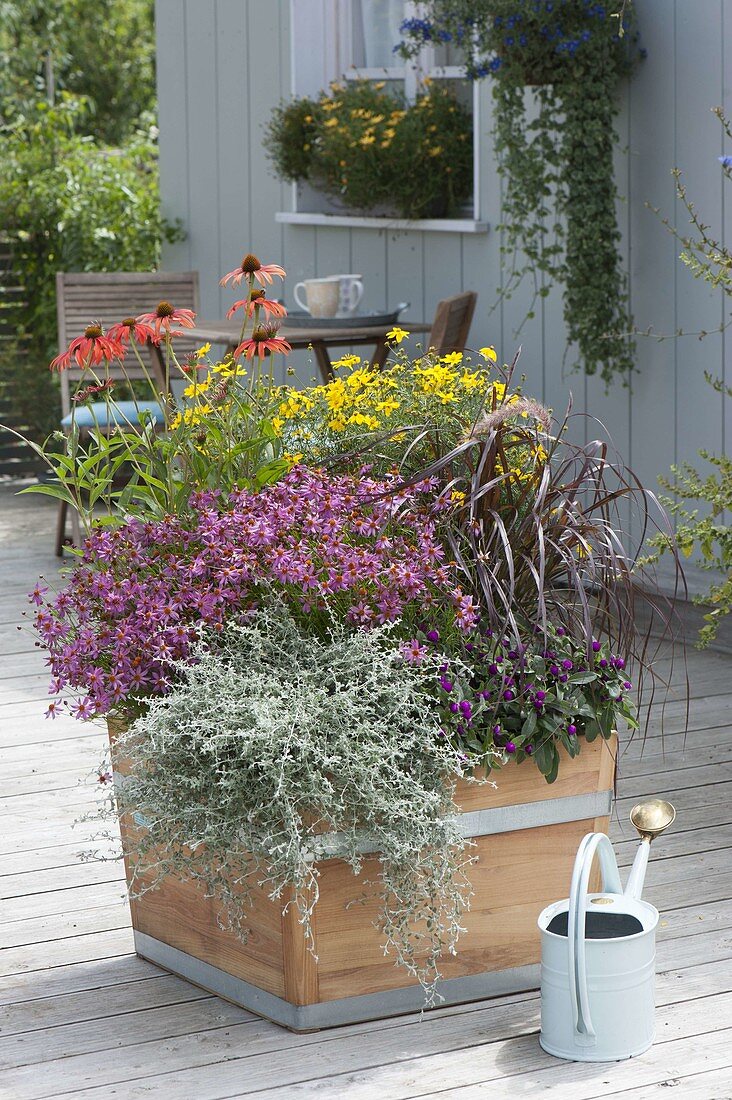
<box><xmin>538</xmin><ymin>798</ymin><xmax>676</xmax><ymax>1062</ymax></box>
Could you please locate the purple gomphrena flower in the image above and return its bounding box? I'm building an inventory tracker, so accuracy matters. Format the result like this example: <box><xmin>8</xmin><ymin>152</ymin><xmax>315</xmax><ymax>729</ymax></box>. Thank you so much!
<box><xmin>549</xmin><ymin>663</ymin><xmax>560</xmax><ymax>676</ymax></box>
<box><xmin>441</xmin><ymin>677</ymin><xmax>454</xmax><ymax>693</ymax></box>
<box><xmin>562</xmin><ymin>659</ymin><xmax>573</xmax><ymax>671</ymax></box>
<box><xmin>560</xmin><ymin>673</ymin><xmax>568</xmax><ymax>683</ymax></box>
<box><xmin>624</xmin><ymin>680</ymin><xmax>632</xmax><ymax>690</ymax></box>
<box><xmin>567</xmin><ymin>723</ymin><xmax>577</xmax><ymax>736</ymax></box>
<box><xmin>488</xmin><ymin>662</ymin><xmax>500</xmax><ymax>675</ymax></box>
<box><xmin>616</xmin><ymin>658</ymin><xmax>626</xmax><ymax>670</ymax></box>
<box><xmin>449</xmin><ymin>701</ymin><xmax>459</xmax><ymax>713</ymax></box>
<box><xmin>599</xmin><ymin>658</ymin><xmax>608</xmax><ymax>669</ymax></box>
<box><xmin>465</xmin><ymin>642</ymin><xmax>474</xmax><ymax>653</ymax></box>
<box><xmin>426</xmin><ymin>629</ymin><xmax>440</xmax><ymax>644</ymax></box>
<box><xmin>493</xmin><ymin>724</ymin><xmax>501</xmax><ymax>736</ymax></box>
<box><xmin>525</xmin><ymin>744</ymin><xmax>533</xmax><ymax>756</ymax></box>
<box><xmin>592</xmin><ymin>640</ymin><xmax>601</xmax><ymax>652</ymax></box>
<box><xmin>503</xmin><ymin>689</ymin><xmax>514</xmax><ymax>701</ymax></box>
<box><xmin>535</xmin><ymin>689</ymin><xmax>546</xmax><ymax>702</ymax></box>
<box><xmin>557</xmin><ymin>626</ymin><xmax>566</xmax><ymax>636</ymax></box>
<box><xmin>505</xmin><ymin>741</ymin><xmax>516</xmax><ymax>754</ymax></box>
<box><xmin>459</xmin><ymin>700</ymin><xmax>472</xmax><ymax>719</ymax></box>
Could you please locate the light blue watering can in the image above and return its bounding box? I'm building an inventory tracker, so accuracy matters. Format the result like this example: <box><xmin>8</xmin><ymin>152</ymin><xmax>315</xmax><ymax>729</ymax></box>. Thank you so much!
<box><xmin>538</xmin><ymin>798</ymin><xmax>676</xmax><ymax>1062</ymax></box>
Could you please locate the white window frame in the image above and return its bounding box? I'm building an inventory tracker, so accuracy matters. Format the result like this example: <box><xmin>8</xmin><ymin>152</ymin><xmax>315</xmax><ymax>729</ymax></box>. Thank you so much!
<box><xmin>275</xmin><ymin>0</ymin><xmax>487</xmax><ymax>233</ymax></box>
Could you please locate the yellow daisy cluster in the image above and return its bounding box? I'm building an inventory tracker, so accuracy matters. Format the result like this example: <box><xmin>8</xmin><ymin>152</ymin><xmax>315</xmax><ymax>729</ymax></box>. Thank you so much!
<box><xmin>169</xmin><ymin>357</ymin><xmax>247</xmax><ymax>431</ymax></box>
<box><xmin>273</xmin><ymin>351</ymin><xmax>496</xmax><ymax>447</ymax></box>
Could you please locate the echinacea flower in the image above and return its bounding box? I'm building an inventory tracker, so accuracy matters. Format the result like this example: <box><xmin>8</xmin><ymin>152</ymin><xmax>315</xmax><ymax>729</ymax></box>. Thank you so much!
<box><xmin>220</xmin><ymin>253</ymin><xmax>287</xmax><ymax>288</ymax></box>
<box><xmin>50</xmin><ymin>323</ymin><xmax>125</xmax><ymax>372</ymax></box>
<box><xmin>226</xmin><ymin>290</ymin><xmax>287</xmax><ymax>320</ymax></box>
<box><xmin>234</xmin><ymin>324</ymin><xmax>292</xmax><ymax>360</ymax></box>
<box><xmin>136</xmin><ymin>301</ymin><xmax>197</xmax><ymax>339</ymax></box>
<box><xmin>107</xmin><ymin>317</ymin><xmax>159</xmax><ymax>345</ymax></box>
<box><xmin>73</xmin><ymin>379</ymin><xmax>116</xmax><ymax>404</ymax></box>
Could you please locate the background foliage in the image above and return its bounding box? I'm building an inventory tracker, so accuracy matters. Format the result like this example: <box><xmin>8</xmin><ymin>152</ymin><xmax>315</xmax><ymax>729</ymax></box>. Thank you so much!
<box><xmin>0</xmin><ymin>0</ymin><xmax>156</xmax><ymax>144</ymax></box>
<box><xmin>0</xmin><ymin>0</ymin><xmax>179</xmax><ymax>444</ymax></box>
<box><xmin>647</xmin><ymin>111</ymin><xmax>732</xmax><ymax>645</ymax></box>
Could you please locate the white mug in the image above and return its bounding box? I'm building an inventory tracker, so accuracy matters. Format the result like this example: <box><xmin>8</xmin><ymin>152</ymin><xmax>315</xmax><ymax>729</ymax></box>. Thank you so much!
<box><xmin>293</xmin><ymin>278</ymin><xmax>340</xmax><ymax>318</ymax></box>
<box><xmin>333</xmin><ymin>274</ymin><xmax>364</xmax><ymax>316</ymax></box>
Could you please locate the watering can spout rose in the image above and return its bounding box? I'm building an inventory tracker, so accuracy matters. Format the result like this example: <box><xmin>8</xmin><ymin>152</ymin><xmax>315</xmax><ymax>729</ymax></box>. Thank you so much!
<box><xmin>538</xmin><ymin>798</ymin><xmax>676</xmax><ymax>1062</ymax></box>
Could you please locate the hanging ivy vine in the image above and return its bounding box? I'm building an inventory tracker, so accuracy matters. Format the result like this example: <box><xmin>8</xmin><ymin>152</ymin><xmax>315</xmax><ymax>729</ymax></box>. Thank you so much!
<box><xmin>399</xmin><ymin>1</ymin><xmax>643</xmax><ymax>386</ymax></box>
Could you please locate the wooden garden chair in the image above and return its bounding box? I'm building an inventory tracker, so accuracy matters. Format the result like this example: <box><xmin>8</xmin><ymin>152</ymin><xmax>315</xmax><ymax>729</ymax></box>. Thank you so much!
<box><xmin>427</xmin><ymin>291</ymin><xmax>478</xmax><ymax>355</ymax></box>
<box><xmin>54</xmin><ymin>271</ymin><xmax>200</xmax><ymax>555</ymax></box>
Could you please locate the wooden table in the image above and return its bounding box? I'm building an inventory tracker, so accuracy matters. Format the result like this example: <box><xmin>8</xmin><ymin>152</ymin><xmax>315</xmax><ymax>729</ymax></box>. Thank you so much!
<box><xmin>188</xmin><ymin>317</ymin><xmax>430</xmax><ymax>382</ymax></box>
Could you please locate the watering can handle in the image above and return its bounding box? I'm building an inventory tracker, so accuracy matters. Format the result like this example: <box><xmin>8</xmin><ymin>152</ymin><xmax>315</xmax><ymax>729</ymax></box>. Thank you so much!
<box><xmin>567</xmin><ymin>832</ymin><xmax>623</xmax><ymax>1046</ymax></box>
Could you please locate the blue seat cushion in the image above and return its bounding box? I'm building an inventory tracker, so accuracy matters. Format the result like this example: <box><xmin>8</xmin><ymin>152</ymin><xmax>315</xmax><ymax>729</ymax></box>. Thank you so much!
<box><xmin>62</xmin><ymin>401</ymin><xmax>165</xmax><ymax>429</ymax></box>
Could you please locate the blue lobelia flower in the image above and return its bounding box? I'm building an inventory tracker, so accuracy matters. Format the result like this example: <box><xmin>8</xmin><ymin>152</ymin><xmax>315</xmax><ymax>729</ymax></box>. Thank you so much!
<box><xmin>719</xmin><ymin>156</ymin><xmax>732</xmax><ymax>168</ymax></box>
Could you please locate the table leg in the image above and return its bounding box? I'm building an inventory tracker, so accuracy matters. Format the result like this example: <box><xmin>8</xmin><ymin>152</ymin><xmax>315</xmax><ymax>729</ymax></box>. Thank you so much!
<box><xmin>370</xmin><ymin>337</ymin><xmax>389</xmax><ymax>370</ymax></box>
<box><xmin>312</xmin><ymin>342</ymin><xmax>334</xmax><ymax>384</ymax></box>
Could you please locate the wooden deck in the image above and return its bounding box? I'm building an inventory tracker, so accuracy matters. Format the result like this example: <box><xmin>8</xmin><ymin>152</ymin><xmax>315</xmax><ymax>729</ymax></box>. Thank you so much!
<box><xmin>1</xmin><ymin>483</ymin><xmax>731</xmax><ymax>1099</ymax></box>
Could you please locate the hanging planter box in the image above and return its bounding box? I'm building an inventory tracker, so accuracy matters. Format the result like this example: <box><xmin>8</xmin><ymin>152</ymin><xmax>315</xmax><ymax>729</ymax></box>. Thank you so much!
<box><xmin>110</xmin><ymin>722</ymin><xmax>616</xmax><ymax>1032</ymax></box>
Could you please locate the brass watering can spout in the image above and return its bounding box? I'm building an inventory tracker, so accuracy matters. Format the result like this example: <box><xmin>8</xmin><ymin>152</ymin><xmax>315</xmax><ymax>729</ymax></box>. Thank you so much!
<box><xmin>625</xmin><ymin>799</ymin><xmax>676</xmax><ymax>900</ymax></box>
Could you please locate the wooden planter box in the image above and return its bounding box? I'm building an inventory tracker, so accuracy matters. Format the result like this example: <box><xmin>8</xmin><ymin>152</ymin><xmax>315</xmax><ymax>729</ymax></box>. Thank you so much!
<box><xmin>110</xmin><ymin>725</ymin><xmax>616</xmax><ymax>1031</ymax></box>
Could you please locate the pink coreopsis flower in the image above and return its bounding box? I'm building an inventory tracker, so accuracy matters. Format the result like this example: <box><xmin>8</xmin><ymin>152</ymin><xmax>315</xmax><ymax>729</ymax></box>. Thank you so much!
<box><xmin>31</xmin><ymin>466</ymin><xmax>463</xmax><ymax>718</ymax></box>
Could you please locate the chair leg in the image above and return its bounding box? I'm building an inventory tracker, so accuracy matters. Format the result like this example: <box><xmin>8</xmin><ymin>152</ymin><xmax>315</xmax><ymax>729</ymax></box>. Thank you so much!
<box><xmin>55</xmin><ymin>499</ymin><xmax>68</xmax><ymax>557</ymax></box>
<box><xmin>70</xmin><ymin>507</ymin><xmax>82</xmax><ymax>551</ymax></box>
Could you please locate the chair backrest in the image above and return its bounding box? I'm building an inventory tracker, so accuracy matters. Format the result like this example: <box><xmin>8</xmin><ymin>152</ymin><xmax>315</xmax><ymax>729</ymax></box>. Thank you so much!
<box><xmin>56</xmin><ymin>271</ymin><xmax>200</xmax><ymax>415</ymax></box>
<box><xmin>428</xmin><ymin>291</ymin><xmax>478</xmax><ymax>356</ymax></box>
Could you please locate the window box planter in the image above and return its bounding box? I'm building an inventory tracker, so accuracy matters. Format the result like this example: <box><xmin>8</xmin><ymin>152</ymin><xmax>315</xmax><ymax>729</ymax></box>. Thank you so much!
<box><xmin>110</xmin><ymin>721</ymin><xmax>616</xmax><ymax>1032</ymax></box>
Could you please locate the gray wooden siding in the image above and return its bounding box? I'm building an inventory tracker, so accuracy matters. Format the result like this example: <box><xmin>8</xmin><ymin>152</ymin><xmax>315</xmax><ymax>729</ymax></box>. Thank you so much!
<box><xmin>156</xmin><ymin>0</ymin><xmax>731</xmax><ymax>506</ymax></box>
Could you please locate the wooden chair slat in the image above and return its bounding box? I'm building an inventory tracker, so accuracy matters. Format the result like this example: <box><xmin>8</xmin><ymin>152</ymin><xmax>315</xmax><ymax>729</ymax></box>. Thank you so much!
<box><xmin>427</xmin><ymin>291</ymin><xmax>478</xmax><ymax>356</ymax></box>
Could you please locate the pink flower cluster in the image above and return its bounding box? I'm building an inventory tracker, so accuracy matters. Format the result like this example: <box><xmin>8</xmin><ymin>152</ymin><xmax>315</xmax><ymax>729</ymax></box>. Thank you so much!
<box><xmin>34</xmin><ymin>466</ymin><xmax>474</xmax><ymax>717</ymax></box>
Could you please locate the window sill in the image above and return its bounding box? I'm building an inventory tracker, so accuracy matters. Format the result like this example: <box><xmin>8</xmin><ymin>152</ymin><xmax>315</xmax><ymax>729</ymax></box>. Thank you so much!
<box><xmin>275</xmin><ymin>211</ymin><xmax>489</xmax><ymax>234</ymax></box>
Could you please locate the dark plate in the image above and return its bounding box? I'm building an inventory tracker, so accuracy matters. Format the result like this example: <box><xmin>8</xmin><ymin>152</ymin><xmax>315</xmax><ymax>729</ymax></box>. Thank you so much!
<box><xmin>283</xmin><ymin>303</ymin><xmax>409</xmax><ymax>329</ymax></box>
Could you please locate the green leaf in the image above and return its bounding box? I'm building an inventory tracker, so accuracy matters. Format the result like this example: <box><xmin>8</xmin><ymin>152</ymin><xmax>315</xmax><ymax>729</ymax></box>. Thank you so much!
<box><xmin>521</xmin><ymin>710</ymin><xmax>537</xmax><ymax>739</ymax></box>
<box><xmin>568</xmin><ymin>672</ymin><xmax>598</xmax><ymax>685</ymax></box>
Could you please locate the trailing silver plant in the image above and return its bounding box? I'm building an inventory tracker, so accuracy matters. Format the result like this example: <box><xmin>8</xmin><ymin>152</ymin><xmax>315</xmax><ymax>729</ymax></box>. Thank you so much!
<box><xmin>101</xmin><ymin>602</ymin><xmax>491</xmax><ymax>1001</ymax></box>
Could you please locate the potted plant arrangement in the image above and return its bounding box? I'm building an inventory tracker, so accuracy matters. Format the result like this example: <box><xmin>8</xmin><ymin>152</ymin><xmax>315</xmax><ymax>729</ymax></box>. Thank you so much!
<box><xmin>26</xmin><ymin>252</ymin><xmax>674</xmax><ymax>1030</ymax></box>
<box><xmin>399</xmin><ymin>0</ymin><xmax>643</xmax><ymax>384</ymax></box>
<box><xmin>266</xmin><ymin>79</ymin><xmax>473</xmax><ymax>220</ymax></box>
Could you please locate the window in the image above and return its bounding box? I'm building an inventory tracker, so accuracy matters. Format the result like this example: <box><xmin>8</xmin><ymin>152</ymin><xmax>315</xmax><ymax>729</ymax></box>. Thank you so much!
<box><xmin>279</xmin><ymin>0</ymin><xmax>485</xmax><ymax>231</ymax></box>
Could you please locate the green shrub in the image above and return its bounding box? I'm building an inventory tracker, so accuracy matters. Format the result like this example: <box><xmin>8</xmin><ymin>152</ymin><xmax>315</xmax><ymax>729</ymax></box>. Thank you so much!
<box><xmin>0</xmin><ymin>0</ymin><xmax>156</xmax><ymax>145</ymax></box>
<box><xmin>0</xmin><ymin>95</ymin><xmax>182</xmax><ymax>441</ymax></box>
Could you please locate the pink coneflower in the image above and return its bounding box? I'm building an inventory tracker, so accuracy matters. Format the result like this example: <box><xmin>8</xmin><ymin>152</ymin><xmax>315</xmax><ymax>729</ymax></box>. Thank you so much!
<box><xmin>226</xmin><ymin>290</ymin><xmax>287</xmax><ymax>320</ymax></box>
<box><xmin>72</xmin><ymin>379</ymin><xmax>116</xmax><ymax>405</ymax></box>
<box><xmin>136</xmin><ymin>301</ymin><xmax>196</xmax><ymax>339</ymax></box>
<box><xmin>107</xmin><ymin>317</ymin><xmax>159</xmax><ymax>345</ymax></box>
<box><xmin>50</xmin><ymin>323</ymin><xmax>125</xmax><ymax>372</ymax></box>
<box><xmin>234</xmin><ymin>324</ymin><xmax>292</xmax><ymax>360</ymax></box>
<box><xmin>220</xmin><ymin>253</ymin><xmax>286</xmax><ymax>288</ymax></box>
